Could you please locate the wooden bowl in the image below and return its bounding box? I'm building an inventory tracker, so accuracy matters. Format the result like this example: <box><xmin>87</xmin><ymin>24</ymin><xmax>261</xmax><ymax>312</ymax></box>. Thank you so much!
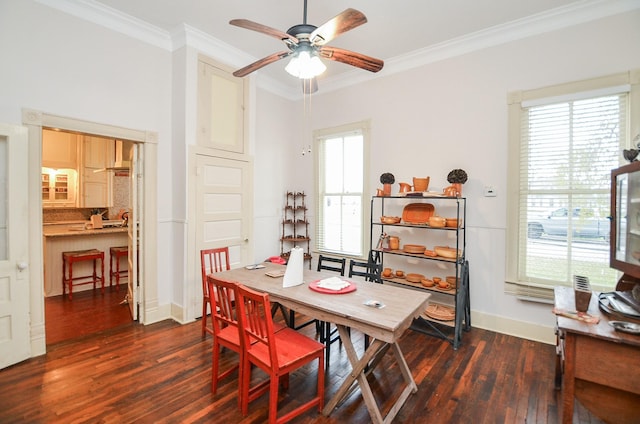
<box><xmin>446</xmin><ymin>276</ymin><xmax>459</xmax><ymax>287</ymax></box>
<box><xmin>425</xmin><ymin>304</ymin><xmax>455</xmax><ymax>321</ymax></box>
<box><xmin>445</xmin><ymin>218</ymin><xmax>461</xmax><ymax>228</ymax></box>
<box><xmin>434</xmin><ymin>246</ymin><xmax>460</xmax><ymax>259</ymax></box>
<box><xmin>406</xmin><ymin>273</ymin><xmax>425</xmax><ymax>283</ymax></box>
<box><xmin>428</xmin><ymin>216</ymin><xmax>446</xmax><ymax>228</ymax></box>
<box><xmin>380</xmin><ymin>216</ymin><xmax>401</xmax><ymax>224</ymax></box>
<box><xmin>403</xmin><ymin>244</ymin><xmax>426</xmax><ymax>254</ymax></box>
<box><xmin>421</xmin><ymin>278</ymin><xmax>435</xmax><ymax>287</ymax></box>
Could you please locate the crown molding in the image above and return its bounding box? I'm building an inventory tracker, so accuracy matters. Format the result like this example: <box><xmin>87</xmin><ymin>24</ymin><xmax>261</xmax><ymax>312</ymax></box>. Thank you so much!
<box><xmin>35</xmin><ymin>0</ymin><xmax>171</xmax><ymax>50</ymax></box>
<box><xmin>314</xmin><ymin>0</ymin><xmax>640</xmax><ymax>97</ymax></box>
<box><xmin>36</xmin><ymin>0</ymin><xmax>640</xmax><ymax>100</ymax></box>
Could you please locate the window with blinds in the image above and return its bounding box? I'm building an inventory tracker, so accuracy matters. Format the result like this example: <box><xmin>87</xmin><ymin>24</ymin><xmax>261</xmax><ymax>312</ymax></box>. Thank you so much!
<box><xmin>506</xmin><ymin>73</ymin><xmax>637</xmax><ymax>300</ymax></box>
<box><xmin>314</xmin><ymin>122</ymin><xmax>369</xmax><ymax>257</ymax></box>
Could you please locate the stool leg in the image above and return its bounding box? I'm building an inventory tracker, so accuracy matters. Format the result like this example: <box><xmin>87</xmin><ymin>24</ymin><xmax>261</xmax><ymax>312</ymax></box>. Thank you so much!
<box><xmin>92</xmin><ymin>259</ymin><xmax>97</xmax><ymax>291</ymax></box>
<box><xmin>115</xmin><ymin>253</ymin><xmax>120</xmax><ymax>288</ymax></box>
<box><xmin>62</xmin><ymin>255</ymin><xmax>66</xmax><ymax>298</ymax></box>
<box><xmin>110</xmin><ymin>251</ymin><xmax>114</xmax><ymax>289</ymax></box>
<box><xmin>68</xmin><ymin>261</ymin><xmax>73</xmax><ymax>300</ymax></box>
<box><xmin>100</xmin><ymin>253</ymin><xmax>104</xmax><ymax>293</ymax></box>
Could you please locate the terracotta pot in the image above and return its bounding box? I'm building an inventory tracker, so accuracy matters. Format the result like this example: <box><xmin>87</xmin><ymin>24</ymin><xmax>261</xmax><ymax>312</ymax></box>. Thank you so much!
<box><xmin>383</xmin><ymin>183</ymin><xmax>392</xmax><ymax>196</ymax></box>
<box><xmin>398</xmin><ymin>182</ymin><xmax>412</xmax><ymax>193</ymax></box>
<box><xmin>388</xmin><ymin>236</ymin><xmax>400</xmax><ymax>250</ymax></box>
<box><xmin>413</xmin><ymin>177</ymin><xmax>430</xmax><ymax>192</ymax></box>
<box><xmin>452</xmin><ymin>183</ymin><xmax>462</xmax><ymax>197</ymax></box>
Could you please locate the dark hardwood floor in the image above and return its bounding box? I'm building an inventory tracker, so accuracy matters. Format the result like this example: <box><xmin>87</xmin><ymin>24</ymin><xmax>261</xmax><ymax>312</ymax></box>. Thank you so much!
<box><xmin>3</xmin><ymin>302</ymin><xmax>604</xmax><ymax>423</ymax></box>
<box><xmin>44</xmin><ymin>284</ymin><xmax>132</xmax><ymax>345</ymax></box>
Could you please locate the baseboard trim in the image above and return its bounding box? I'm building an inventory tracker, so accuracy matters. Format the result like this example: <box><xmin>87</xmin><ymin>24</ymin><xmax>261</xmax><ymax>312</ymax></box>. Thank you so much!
<box><xmin>471</xmin><ymin>310</ymin><xmax>555</xmax><ymax>345</ymax></box>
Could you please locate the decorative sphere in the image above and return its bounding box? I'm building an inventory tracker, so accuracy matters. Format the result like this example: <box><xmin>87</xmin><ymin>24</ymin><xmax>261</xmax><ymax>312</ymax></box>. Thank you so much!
<box><xmin>623</xmin><ymin>149</ymin><xmax>639</xmax><ymax>162</ymax></box>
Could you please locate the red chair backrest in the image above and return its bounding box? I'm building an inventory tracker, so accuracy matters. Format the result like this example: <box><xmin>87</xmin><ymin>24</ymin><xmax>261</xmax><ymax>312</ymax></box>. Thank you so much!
<box><xmin>201</xmin><ymin>247</ymin><xmax>230</xmax><ymax>297</ymax></box>
<box><xmin>236</xmin><ymin>284</ymin><xmax>278</xmax><ymax>368</ymax></box>
<box><xmin>207</xmin><ymin>277</ymin><xmax>239</xmax><ymax>337</ymax></box>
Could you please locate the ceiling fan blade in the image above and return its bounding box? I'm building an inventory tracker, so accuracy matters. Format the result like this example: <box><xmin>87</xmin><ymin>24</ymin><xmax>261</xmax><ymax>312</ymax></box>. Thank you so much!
<box><xmin>319</xmin><ymin>46</ymin><xmax>384</xmax><ymax>73</ymax></box>
<box><xmin>302</xmin><ymin>78</ymin><xmax>318</xmax><ymax>94</ymax></box>
<box><xmin>233</xmin><ymin>51</ymin><xmax>292</xmax><ymax>78</ymax></box>
<box><xmin>230</xmin><ymin>19</ymin><xmax>298</xmax><ymax>45</ymax></box>
<box><xmin>310</xmin><ymin>8</ymin><xmax>367</xmax><ymax>46</ymax></box>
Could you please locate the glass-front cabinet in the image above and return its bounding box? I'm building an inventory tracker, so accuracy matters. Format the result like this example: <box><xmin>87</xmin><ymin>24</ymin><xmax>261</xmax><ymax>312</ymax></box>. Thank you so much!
<box><xmin>611</xmin><ymin>161</ymin><xmax>640</xmax><ymax>283</ymax></box>
<box><xmin>41</xmin><ymin>168</ymin><xmax>77</xmax><ymax>207</ymax></box>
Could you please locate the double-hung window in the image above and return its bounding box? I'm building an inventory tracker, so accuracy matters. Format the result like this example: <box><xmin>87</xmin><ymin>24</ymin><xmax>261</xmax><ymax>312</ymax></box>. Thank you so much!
<box><xmin>506</xmin><ymin>71</ymin><xmax>639</xmax><ymax>299</ymax></box>
<box><xmin>314</xmin><ymin>121</ymin><xmax>370</xmax><ymax>257</ymax></box>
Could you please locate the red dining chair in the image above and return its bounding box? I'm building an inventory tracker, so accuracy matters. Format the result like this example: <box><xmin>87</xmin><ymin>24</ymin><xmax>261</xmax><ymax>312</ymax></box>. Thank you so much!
<box><xmin>207</xmin><ymin>276</ymin><xmax>243</xmax><ymax>406</ymax></box>
<box><xmin>201</xmin><ymin>247</ymin><xmax>231</xmax><ymax>337</ymax></box>
<box><xmin>236</xmin><ymin>284</ymin><xmax>325</xmax><ymax>424</ymax></box>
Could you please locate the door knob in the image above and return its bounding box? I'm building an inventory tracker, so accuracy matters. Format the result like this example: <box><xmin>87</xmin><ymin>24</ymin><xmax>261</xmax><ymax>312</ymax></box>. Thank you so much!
<box><xmin>17</xmin><ymin>261</ymin><xmax>27</xmax><ymax>270</ymax></box>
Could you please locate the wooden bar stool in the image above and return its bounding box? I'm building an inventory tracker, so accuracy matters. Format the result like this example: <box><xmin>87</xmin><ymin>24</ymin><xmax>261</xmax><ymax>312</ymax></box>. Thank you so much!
<box><xmin>62</xmin><ymin>249</ymin><xmax>105</xmax><ymax>300</ymax></box>
<box><xmin>109</xmin><ymin>246</ymin><xmax>129</xmax><ymax>291</ymax></box>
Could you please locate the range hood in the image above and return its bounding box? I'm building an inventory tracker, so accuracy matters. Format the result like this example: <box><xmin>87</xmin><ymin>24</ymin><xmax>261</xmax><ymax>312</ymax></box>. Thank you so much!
<box><xmin>94</xmin><ymin>140</ymin><xmax>131</xmax><ymax>173</ymax></box>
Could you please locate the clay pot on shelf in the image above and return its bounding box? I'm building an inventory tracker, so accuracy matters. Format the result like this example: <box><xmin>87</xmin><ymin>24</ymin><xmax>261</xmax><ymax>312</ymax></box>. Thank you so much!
<box><xmin>382</xmin><ymin>268</ymin><xmax>393</xmax><ymax>278</ymax></box>
<box><xmin>413</xmin><ymin>177</ymin><xmax>430</xmax><ymax>192</ymax></box>
<box><xmin>388</xmin><ymin>236</ymin><xmax>400</xmax><ymax>250</ymax></box>
<box><xmin>398</xmin><ymin>182</ymin><xmax>412</xmax><ymax>193</ymax></box>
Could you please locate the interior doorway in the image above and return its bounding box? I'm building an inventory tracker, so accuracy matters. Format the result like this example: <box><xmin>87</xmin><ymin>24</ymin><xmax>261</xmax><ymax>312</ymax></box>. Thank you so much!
<box><xmin>41</xmin><ymin>129</ymin><xmax>143</xmax><ymax>345</ymax></box>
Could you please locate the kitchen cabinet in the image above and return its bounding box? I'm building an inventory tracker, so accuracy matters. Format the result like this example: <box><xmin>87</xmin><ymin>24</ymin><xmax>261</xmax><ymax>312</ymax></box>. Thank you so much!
<box><xmin>42</xmin><ymin>129</ymin><xmax>78</xmax><ymax>169</ymax></box>
<box><xmin>370</xmin><ymin>194</ymin><xmax>470</xmax><ymax>349</ymax></box>
<box><xmin>280</xmin><ymin>191</ymin><xmax>312</xmax><ymax>269</ymax></box>
<box><xmin>41</xmin><ymin>170</ymin><xmax>77</xmax><ymax>207</ymax></box>
<box><xmin>79</xmin><ymin>136</ymin><xmax>112</xmax><ymax>208</ymax></box>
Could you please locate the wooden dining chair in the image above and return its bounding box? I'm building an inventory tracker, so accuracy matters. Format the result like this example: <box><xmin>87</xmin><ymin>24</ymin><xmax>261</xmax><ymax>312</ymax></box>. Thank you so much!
<box><xmin>236</xmin><ymin>284</ymin><xmax>325</xmax><ymax>424</ymax></box>
<box><xmin>200</xmin><ymin>247</ymin><xmax>231</xmax><ymax>337</ymax></box>
<box><xmin>207</xmin><ymin>276</ymin><xmax>243</xmax><ymax>406</ymax></box>
<box><xmin>348</xmin><ymin>257</ymin><xmax>381</xmax><ymax>351</ymax></box>
<box><xmin>316</xmin><ymin>255</ymin><xmax>348</xmax><ymax>364</ymax></box>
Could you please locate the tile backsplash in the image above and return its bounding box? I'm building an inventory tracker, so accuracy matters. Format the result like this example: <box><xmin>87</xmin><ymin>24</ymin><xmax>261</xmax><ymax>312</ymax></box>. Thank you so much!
<box><xmin>42</xmin><ymin>208</ymin><xmax>105</xmax><ymax>223</ymax></box>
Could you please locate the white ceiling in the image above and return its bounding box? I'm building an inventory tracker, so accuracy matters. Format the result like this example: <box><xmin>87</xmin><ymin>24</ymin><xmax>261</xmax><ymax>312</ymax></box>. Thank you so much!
<box><xmin>68</xmin><ymin>0</ymin><xmax>639</xmax><ymax>95</ymax></box>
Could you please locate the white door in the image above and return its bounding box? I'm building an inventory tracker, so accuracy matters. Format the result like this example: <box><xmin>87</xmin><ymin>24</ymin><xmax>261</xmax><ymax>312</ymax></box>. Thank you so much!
<box><xmin>195</xmin><ymin>154</ymin><xmax>252</xmax><ymax>311</ymax></box>
<box><xmin>0</xmin><ymin>124</ymin><xmax>30</xmax><ymax>369</ymax></box>
<box><xmin>127</xmin><ymin>143</ymin><xmax>140</xmax><ymax>320</ymax></box>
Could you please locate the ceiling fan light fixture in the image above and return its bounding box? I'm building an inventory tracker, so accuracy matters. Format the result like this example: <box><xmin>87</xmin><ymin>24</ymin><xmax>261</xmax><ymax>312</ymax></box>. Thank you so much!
<box><xmin>285</xmin><ymin>50</ymin><xmax>326</xmax><ymax>79</ymax></box>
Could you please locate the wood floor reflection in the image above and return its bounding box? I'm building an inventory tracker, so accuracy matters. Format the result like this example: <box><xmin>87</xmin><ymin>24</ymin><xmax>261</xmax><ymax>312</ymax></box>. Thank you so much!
<box><xmin>44</xmin><ymin>284</ymin><xmax>132</xmax><ymax>345</ymax></box>
<box><xmin>4</xmin><ymin>310</ymin><xmax>605</xmax><ymax>423</ymax></box>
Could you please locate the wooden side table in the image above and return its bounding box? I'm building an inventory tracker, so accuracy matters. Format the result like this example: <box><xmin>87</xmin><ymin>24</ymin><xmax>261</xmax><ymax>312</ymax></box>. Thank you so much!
<box><xmin>554</xmin><ymin>286</ymin><xmax>640</xmax><ymax>423</ymax></box>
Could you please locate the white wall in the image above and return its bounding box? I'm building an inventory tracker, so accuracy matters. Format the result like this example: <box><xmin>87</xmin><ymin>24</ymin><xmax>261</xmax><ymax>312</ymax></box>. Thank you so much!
<box><xmin>294</xmin><ymin>10</ymin><xmax>640</xmax><ymax>342</ymax></box>
<box><xmin>0</xmin><ymin>1</ymin><xmax>174</xmax><ymax>309</ymax></box>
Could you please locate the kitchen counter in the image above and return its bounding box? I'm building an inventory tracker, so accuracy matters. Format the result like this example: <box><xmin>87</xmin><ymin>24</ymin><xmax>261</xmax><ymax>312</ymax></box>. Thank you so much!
<box><xmin>43</xmin><ymin>221</ymin><xmax>129</xmax><ymax>297</ymax></box>
<box><xmin>43</xmin><ymin>225</ymin><xmax>128</xmax><ymax>237</ymax></box>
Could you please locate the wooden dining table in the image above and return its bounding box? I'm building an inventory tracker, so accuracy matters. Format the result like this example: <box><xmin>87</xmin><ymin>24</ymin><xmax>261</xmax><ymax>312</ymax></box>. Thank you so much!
<box><xmin>210</xmin><ymin>262</ymin><xmax>431</xmax><ymax>424</ymax></box>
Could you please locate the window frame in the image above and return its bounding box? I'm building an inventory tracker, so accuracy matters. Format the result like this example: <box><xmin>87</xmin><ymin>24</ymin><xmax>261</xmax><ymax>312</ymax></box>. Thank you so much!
<box><xmin>506</xmin><ymin>70</ymin><xmax>640</xmax><ymax>299</ymax></box>
<box><xmin>313</xmin><ymin>121</ymin><xmax>371</xmax><ymax>258</ymax></box>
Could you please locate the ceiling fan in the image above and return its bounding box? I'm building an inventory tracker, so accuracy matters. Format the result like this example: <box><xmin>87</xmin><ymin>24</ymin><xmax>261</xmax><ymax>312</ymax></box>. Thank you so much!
<box><xmin>229</xmin><ymin>0</ymin><xmax>384</xmax><ymax>93</ymax></box>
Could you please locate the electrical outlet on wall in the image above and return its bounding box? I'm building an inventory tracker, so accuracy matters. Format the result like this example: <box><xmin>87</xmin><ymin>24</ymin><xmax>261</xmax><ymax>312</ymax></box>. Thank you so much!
<box><xmin>484</xmin><ymin>186</ymin><xmax>497</xmax><ymax>197</ymax></box>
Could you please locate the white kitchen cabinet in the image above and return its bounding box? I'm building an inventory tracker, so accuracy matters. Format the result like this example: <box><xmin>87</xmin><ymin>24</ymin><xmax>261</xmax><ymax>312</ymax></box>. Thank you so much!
<box><xmin>41</xmin><ymin>169</ymin><xmax>77</xmax><ymax>207</ymax></box>
<box><xmin>42</xmin><ymin>129</ymin><xmax>78</xmax><ymax>169</ymax></box>
<box><xmin>79</xmin><ymin>136</ymin><xmax>112</xmax><ymax>208</ymax></box>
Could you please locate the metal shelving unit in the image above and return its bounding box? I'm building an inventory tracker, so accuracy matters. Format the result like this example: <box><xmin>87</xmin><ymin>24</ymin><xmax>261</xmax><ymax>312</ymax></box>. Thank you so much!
<box><xmin>370</xmin><ymin>194</ymin><xmax>470</xmax><ymax>348</ymax></box>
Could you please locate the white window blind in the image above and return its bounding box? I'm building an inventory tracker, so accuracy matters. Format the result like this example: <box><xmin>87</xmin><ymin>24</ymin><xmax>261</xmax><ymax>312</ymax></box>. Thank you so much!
<box><xmin>509</xmin><ymin>92</ymin><xmax>628</xmax><ymax>299</ymax></box>
<box><xmin>314</xmin><ymin>123</ymin><xmax>368</xmax><ymax>257</ymax></box>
